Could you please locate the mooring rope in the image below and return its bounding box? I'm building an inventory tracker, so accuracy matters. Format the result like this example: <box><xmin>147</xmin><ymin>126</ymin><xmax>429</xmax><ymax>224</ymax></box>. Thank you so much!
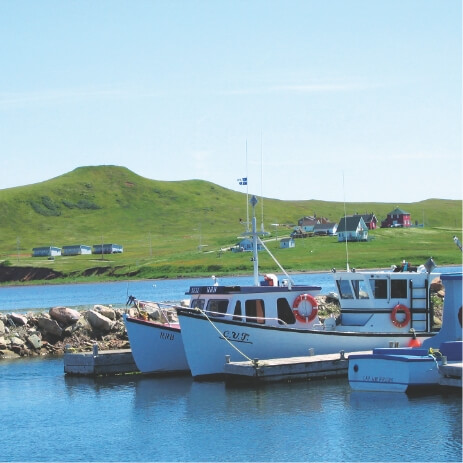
<box><xmin>193</xmin><ymin>307</ymin><xmax>253</xmax><ymax>363</ymax></box>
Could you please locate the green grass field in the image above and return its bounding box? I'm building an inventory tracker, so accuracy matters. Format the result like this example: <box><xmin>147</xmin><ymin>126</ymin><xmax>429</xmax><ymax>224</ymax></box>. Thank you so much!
<box><xmin>0</xmin><ymin>165</ymin><xmax>461</xmax><ymax>283</ymax></box>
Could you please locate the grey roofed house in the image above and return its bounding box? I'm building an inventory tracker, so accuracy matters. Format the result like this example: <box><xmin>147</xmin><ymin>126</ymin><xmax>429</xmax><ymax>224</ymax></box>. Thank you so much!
<box><xmin>313</xmin><ymin>222</ymin><xmax>338</xmax><ymax>235</ymax></box>
<box><xmin>337</xmin><ymin>216</ymin><xmax>368</xmax><ymax>242</ymax></box>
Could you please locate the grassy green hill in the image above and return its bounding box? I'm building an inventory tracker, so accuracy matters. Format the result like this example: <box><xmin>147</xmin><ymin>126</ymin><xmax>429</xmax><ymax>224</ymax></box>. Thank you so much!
<box><xmin>0</xmin><ymin>165</ymin><xmax>461</xmax><ymax>283</ymax></box>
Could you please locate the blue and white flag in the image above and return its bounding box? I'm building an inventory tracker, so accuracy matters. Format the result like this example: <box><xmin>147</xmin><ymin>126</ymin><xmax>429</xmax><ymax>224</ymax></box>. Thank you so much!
<box><xmin>237</xmin><ymin>177</ymin><xmax>247</xmax><ymax>185</ymax></box>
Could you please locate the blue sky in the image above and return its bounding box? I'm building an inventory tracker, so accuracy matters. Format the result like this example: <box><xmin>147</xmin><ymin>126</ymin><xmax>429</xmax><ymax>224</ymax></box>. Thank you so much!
<box><xmin>0</xmin><ymin>0</ymin><xmax>461</xmax><ymax>202</ymax></box>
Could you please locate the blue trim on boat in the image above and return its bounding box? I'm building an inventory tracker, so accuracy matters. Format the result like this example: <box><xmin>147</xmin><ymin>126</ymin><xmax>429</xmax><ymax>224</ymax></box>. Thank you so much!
<box><xmin>186</xmin><ymin>285</ymin><xmax>321</xmax><ymax>295</ymax></box>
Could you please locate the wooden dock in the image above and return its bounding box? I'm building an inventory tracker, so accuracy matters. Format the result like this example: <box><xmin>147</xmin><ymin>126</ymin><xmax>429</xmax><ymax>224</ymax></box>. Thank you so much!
<box><xmin>439</xmin><ymin>362</ymin><xmax>462</xmax><ymax>388</ymax></box>
<box><xmin>64</xmin><ymin>345</ymin><xmax>139</xmax><ymax>376</ymax></box>
<box><xmin>224</xmin><ymin>350</ymin><xmax>370</xmax><ymax>384</ymax></box>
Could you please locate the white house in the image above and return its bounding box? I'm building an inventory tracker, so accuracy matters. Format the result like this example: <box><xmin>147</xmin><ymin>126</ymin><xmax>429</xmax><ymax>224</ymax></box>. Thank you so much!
<box><xmin>337</xmin><ymin>216</ymin><xmax>368</xmax><ymax>242</ymax></box>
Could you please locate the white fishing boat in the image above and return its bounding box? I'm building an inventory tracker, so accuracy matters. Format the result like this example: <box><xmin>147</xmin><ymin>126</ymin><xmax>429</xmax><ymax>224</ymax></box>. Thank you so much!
<box><xmin>177</xmin><ymin>196</ymin><xmax>440</xmax><ymax>379</ymax></box>
<box><xmin>348</xmin><ymin>272</ymin><xmax>462</xmax><ymax>392</ymax></box>
<box><xmin>123</xmin><ymin>296</ymin><xmax>189</xmax><ymax>375</ymax></box>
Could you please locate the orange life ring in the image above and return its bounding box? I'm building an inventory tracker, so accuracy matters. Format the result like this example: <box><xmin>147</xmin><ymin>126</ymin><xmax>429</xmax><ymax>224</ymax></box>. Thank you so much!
<box><xmin>293</xmin><ymin>294</ymin><xmax>318</xmax><ymax>324</ymax></box>
<box><xmin>391</xmin><ymin>304</ymin><xmax>411</xmax><ymax>328</ymax></box>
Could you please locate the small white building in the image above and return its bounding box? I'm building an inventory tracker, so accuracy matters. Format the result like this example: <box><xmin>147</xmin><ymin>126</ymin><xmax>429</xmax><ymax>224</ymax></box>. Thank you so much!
<box><xmin>93</xmin><ymin>243</ymin><xmax>124</xmax><ymax>254</ymax></box>
<box><xmin>62</xmin><ymin>245</ymin><xmax>92</xmax><ymax>256</ymax></box>
<box><xmin>280</xmin><ymin>237</ymin><xmax>295</xmax><ymax>249</ymax></box>
<box><xmin>32</xmin><ymin>246</ymin><xmax>61</xmax><ymax>257</ymax></box>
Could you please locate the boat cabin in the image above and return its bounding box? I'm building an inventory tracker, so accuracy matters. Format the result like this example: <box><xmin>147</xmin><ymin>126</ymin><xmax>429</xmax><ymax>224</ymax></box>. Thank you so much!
<box><xmin>186</xmin><ymin>278</ymin><xmax>321</xmax><ymax>328</ymax></box>
<box><xmin>332</xmin><ymin>268</ymin><xmax>434</xmax><ymax>332</ymax></box>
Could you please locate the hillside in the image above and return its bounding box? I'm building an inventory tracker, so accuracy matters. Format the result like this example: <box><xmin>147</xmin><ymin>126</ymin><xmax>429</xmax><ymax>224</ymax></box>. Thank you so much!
<box><xmin>0</xmin><ymin>165</ymin><xmax>461</xmax><ymax>282</ymax></box>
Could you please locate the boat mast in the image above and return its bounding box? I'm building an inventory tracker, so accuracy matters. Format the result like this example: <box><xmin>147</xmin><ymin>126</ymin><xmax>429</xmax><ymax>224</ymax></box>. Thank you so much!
<box><xmin>260</xmin><ymin>132</ymin><xmax>265</xmax><ymax>233</ymax></box>
<box><xmin>246</xmin><ymin>140</ymin><xmax>249</xmax><ymax>232</ymax></box>
<box><xmin>250</xmin><ymin>195</ymin><xmax>259</xmax><ymax>285</ymax></box>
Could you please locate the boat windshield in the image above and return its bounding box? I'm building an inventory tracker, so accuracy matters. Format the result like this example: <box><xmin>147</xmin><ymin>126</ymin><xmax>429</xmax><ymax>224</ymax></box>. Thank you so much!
<box><xmin>337</xmin><ymin>280</ymin><xmax>354</xmax><ymax>299</ymax></box>
<box><xmin>191</xmin><ymin>299</ymin><xmax>205</xmax><ymax>310</ymax></box>
<box><xmin>205</xmin><ymin>299</ymin><xmax>229</xmax><ymax>317</ymax></box>
<box><xmin>351</xmin><ymin>280</ymin><xmax>370</xmax><ymax>299</ymax></box>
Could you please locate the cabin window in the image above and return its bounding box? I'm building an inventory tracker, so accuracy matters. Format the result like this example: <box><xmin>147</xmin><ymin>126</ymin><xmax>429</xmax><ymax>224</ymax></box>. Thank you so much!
<box><xmin>245</xmin><ymin>299</ymin><xmax>265</xmax><ymax>324</ymax></box>
<box><xmin>337</xmin><ymin>280</ymin><xmax>354</xmax><ymax>299</ymax></box>
<box><xmin>277</xmin><ymin>298</ymin><xmax>296</xmax><ymax>325</ymax></box>
<box><xmin>233</xmin><ymin>301</ymin><xmax>242</xmax><ymax>321</ymax></box>
<box><xmin>391</xmin><ymin>280</ymin><xmax>407</xmax><ymax>299</ymax></box>
<box><xmin>206</xmin><ymin>299</ymin><xmax>229</xmax><ymax>317</ymax></box>
<box><xmin>370</xmin><ymin>279</ymin><xmax>387</xmax><ymax>299</ymax></box>
<box><xmin>190</xmin><ymin>299</ymin><xmax>205</xmax><ymax>310</ymax></box>
<box><xmin>351</xmin><ymin>280</ymin><xmax>370</xmax><ymax>299</ymax></box>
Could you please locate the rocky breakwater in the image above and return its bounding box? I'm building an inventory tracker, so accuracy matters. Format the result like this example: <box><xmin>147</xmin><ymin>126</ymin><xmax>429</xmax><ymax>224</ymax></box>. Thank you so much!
<box><xmin>0</xmin><ymin>305</ymin><xmax>129</xmax><ymax>360</ymax></box>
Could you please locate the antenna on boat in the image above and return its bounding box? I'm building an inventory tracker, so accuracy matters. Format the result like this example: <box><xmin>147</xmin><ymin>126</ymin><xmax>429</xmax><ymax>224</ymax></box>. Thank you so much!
<box><xmin>250</xmin><ymin>195</ymin><xmax>260</xmax><ymax>285</ymax></box>
<box><xmin>343</xmin><ymin>172</ymin><xmax>350</xmax><ymax>272</ymax></box>
<box><xmin>260</xmin><ymin>132</ymin><xmax>265</xmax><ymax>233</ymax></box>
<box><xmin>246</xmin><ymin>140</ymin><xmax>250</xmax><ymax>232</ymax></box>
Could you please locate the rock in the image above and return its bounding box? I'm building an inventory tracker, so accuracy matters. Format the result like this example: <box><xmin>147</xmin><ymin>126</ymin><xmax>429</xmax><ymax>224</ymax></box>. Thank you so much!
<box><xmin>430</xmin><ymin>277</ymin><xmax>444</xmax><ymax>293</ymax></box>
<box><xmin>9</xmin><ymin>312</ymin><xmax>28</xmax><ymax>326</ymax></box>
<box><xmin>37</xmin><ymin>317</ymin><xmax>63</xmax><ymax>338</ymax></box>
<box><xmin>49</xmin><ymin>307</ymin><xmax>81</xmax><ymax>326</ymax></box>
<box><xmin>0</xmin><ymin>336</ymin><xmax>7</xmax><ymax>349</ymax></box>
<box><xmin>9</xmin><ymin>336</ymin><xmax>25</xmax><ymax>347</ymax></box>
<box><xmin>27</xmin><ymin>334</ymin><xmax>42</xmax><ymax>350</ymax></box>
<box><xmin>74</xmin><ymin>316</ymin><xmax>92</xmax><ymax>333</ymax></box>
<box><xmin>0</xmin><ymin>349</ymin><xmax>20</xmax><ymax>359</ymax></box>
<box><xmin>86</xmin><ymin>310</ymin><xmax>114</xmax><ymax>332</ymax></box>
<box><xmin>0</xmin><ymin>319</ymin><xmax>4</xmax><ymax>335</ymax></box>
<box><xmin>94</xmin><ymin>304</ymin><xmax>116</xmax><ymax>321</ymax></box>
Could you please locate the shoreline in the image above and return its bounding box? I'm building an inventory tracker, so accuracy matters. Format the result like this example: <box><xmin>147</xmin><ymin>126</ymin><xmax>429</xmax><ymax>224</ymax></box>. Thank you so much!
<box><xmin>1</xmin><ymin>263</ymin><xmax>461</xmax><ymax>289</ymax></box>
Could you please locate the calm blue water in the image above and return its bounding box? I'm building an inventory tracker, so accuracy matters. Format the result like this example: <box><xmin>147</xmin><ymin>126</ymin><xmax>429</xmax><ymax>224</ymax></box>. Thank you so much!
<box><xmin>0</xmin><ymin>357</ymin><xmax>461</xmax><ymax>462</ymax></box>
<box><xmin>0</xmin><ymin>273</ymin><xmax>337</xmax><ymax>312</ymax></box>
<box><xmin>0</xmin><ymin>266</ymin><xmax>459</xmax><ymax>313</ymax></box>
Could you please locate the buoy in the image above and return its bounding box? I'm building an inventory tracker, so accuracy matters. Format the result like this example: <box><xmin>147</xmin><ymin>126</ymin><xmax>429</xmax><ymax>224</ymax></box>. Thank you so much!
<box><xmin>408</xmin><ymin>328</ymin><xmax>421</xmax><ymax>347</ymax></box>
<box><xmin>408</xmin><ymin>338</ymin><xmax>421</xmax><ymax>347</ymax></box>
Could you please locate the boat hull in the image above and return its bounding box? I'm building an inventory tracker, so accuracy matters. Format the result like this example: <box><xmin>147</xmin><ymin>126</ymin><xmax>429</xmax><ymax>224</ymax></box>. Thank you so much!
<box><xmin>177</xmin><ymin>312</ymin><xmax>433</xmax><ymax>378</ymax></box>
<box><xmin>123</xmin><ymin>314</ymin><xmax>190</xmax><ymax>374</ymax></box>
<box><xmin>348</xmin><ymin>349</ymin><xmax>440</xmax><ymax>392</ymax></box>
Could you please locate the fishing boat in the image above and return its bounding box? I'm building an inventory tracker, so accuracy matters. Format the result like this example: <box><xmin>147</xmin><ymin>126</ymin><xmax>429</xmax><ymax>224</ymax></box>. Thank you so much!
<box><xmin>123</xmin><ymin>296</ymin><xmax>189</xmax><ymax>375</ymax></box>
<box><xmin>177</xmin><ymin>196</ymin><xmax>440</xmax><ymax>379</ymax></box>
<box><xmin>348</xmin><ymin>272</ymin><xmax>462</xmax><ymax>392</ymax></box>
